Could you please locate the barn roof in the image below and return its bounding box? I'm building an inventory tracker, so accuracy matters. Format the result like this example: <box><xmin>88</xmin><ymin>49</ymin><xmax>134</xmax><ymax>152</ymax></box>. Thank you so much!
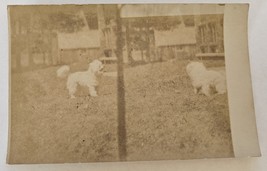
<box><xmin>58</xmin><ymin>30</ymin><xmax>100</xmax><ymax>50</ymax></box>
<box><xmin>154</xmin><ymin>27</ymin><xmax>196</xmax><ymax>47</ymax></box>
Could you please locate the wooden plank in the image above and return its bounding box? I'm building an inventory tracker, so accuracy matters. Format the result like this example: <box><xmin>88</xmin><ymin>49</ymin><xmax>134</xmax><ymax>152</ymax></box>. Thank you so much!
<box><xmin>196</xmin><ymin>53</ymin><xmax>224</xmax><ymax>60</ymax></box>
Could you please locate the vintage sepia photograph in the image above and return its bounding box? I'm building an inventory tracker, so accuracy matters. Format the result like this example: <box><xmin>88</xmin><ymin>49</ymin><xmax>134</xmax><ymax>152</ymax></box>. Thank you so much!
<box><xmin>8</xmin><ymin>4</ymin><xmax>235</xmax><ymax>164</ymax></box>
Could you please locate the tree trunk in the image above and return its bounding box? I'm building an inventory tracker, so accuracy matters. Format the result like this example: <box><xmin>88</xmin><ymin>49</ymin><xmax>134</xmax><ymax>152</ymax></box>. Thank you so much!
<box><xmin>47</xmin><ymin>34</ymin><xmax>53</xmax><ymax>66</ymax></box>
<box><xmin>125</xmin><ymin>20</ymin><xmax>134</xmax><ymax>64</ymax></box>
<box><xmin>27</xmin><ymin>36</ymin><xmax>34</xmax><ymax>68</ymax></box>
<box><xmin>115</xmin><ymin>5</ymin><xmax>127</xmax><ymax>161</ymax></box>
<box><xmin>145</xmin><ymin>19</ymin><xmax>150</xmax><ymax>62</ymax></box>
<box><xmin>97</xmin><ymin>5</ymin><xmax>106</xmax><ymax>56</ymax></box>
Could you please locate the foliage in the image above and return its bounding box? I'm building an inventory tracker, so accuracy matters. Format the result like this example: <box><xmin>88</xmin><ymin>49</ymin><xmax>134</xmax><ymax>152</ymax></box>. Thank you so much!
<box><xmin>103</xmin><ymin>5</ymin><xmax>117</xmax><ymax>25</ymax></box>
<box><xmin>49</xmin><ymin>12</ymin><xmax>86</xmax><ymax>33</ymax></box>
<box><xmin>126</xmin><ymin>16</ymin><xmax>182</xmax><ymax>31</ymax></box>
<box><xmin>84</xmin><ymin>12</ymin><xmax>98</xmax><ymax>30</ymax></box>
<box><xmin>183</xmin><ymin>15</ymin><xmax>195</xmax><ymax>27</ymax></box>
<box><xmin>30</xmin><ymin>34</ymin><xmax>50</xmax><ymax>54</ymax></box>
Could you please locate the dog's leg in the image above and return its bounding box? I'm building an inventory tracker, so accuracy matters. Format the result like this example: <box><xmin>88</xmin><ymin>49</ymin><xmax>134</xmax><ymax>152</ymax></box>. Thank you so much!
<box><xmin>88</xmin><ymin>86</ymin><xmax>98</xmax><ymax>97</ymax></box>
<box><xmin>194</xmin><ymin>87</ymin><xmax>201</xmax><ymax>94</ymax></box>
<box><xmin>201</xmin><ymin>85</ymin><xmax>211</xmax><ymax>97</ymax></box>
<box><xmin>68</xmin><ymin>83</ymin><xmax>77</xmax><ymax>99</ymax></box>
<box><xmin>194</xmin><ymin>88</ymin><xmax>198</xmax><ymax>94</ymax></box>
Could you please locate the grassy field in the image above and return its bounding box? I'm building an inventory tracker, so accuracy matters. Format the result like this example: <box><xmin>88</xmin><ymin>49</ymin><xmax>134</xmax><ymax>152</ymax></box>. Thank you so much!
<box><xmin>9</xmin><ymin>59</ymin><xmax>234</xmax><ymax>163</ymax></box>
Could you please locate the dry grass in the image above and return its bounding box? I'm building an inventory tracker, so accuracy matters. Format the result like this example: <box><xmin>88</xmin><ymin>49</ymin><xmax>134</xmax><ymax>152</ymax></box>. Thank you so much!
<box><xmin>9</xmin><ymin>59</ymin><xmax>233</xmax><ymax>164</ymax></box>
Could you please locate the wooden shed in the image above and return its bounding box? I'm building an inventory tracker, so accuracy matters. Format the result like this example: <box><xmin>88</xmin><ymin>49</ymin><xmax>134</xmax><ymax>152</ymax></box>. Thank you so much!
<box><xmin>57</xmin><ymin>30</ymin><xmax>101</xmax><ymax>64</ymax></box>
<box><xmin>154</xmin><ymin>26</ymin><xmax>197</xmax><ymax>60</ymax></box>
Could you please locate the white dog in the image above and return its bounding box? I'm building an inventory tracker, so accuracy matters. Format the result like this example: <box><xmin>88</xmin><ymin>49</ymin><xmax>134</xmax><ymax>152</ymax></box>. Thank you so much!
<box><xmin>186</xmin><ymin>61</ymin><xmax>227</xmax><ymax>96</ymax></box>
<box><xmin>65</xmin><ymin>60</ymin><xmax>104</xmax><ymax>98</ymax></box>
<box><xmin>57</xmin><ymin>65</ymin><xmax>70</xmax><ymax>78</ymax></box>
<box><xmin>67</xmin><ymin>60</ymin><xmax>104</xmax><ymax>98</ymax></box>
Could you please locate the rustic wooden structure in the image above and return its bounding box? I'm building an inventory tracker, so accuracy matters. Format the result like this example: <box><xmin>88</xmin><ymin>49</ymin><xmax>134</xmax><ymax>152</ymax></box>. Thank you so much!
<box><xmin>194</xmin><ymin>14</ymin><xmax>224</xmax><ymax>60</ymax></box>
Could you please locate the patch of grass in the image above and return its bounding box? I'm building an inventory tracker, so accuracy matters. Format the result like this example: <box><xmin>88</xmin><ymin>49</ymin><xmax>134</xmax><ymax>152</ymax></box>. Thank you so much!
<box><xmin>9</xmin><ymin>59</ymin><xmax>233</xmax><ymax>163</ymax></box>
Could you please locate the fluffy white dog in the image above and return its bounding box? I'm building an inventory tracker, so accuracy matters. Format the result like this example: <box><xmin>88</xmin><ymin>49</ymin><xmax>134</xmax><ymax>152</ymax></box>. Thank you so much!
<box><xmin>67</xmin><ymin>60</ymin><xmax>104</xmax><ymax>98</ymax></box>
<box><xmin>57</xmin><ymin>65</ymin><xmax>70</xmax><ymax>78</ymax></box>
<box><xmin>66</xmin><ymin>60</ymin><xmax>104</xmax><ymax>98</ymax></box>
<box><xmin>186</xmin><ymin>61</ymin><xmax>227</xmax><ymax>96</ymax></box>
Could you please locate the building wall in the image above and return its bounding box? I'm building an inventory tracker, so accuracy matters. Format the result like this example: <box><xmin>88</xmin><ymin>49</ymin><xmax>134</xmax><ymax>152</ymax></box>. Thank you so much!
<box><xmin>59</xmin><ymin>48</ymin><xmax>100</xmax><ymax>64</ymax></box>
<box><xmin>157</xmin><ymin>44</ymin><xmax>196</xmax><ymax>61</ymax></box>
<box><xmin>195</xmin><ymin>14</ymin><xmax>224</xmax><ymax>54</ymax></box>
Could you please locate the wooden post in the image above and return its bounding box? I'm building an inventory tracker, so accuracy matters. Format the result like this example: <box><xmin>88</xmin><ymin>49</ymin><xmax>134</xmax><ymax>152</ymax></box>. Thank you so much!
<box><xmin>145</xmin><ymin>18</ymin><xmax>151</xmax><ymax>62</ymax></box>
<box><xmin>97</xmin><ymin>5</ymin><xmax>106</xmax><ymax>56</ymax></box>
<box><xmin>116</xmin><ymin>5</ymin><xmax>127</xmax><ymax>161</ymax></box>
<box><xmin>27</xmin><ymin>35</ymin><xmax>34</xmax><ymax>68</ymax></box>
<box><xmin>125</xmin><ymin>20</ymin><xmax>134</xmax><ymax>64</ymax></box>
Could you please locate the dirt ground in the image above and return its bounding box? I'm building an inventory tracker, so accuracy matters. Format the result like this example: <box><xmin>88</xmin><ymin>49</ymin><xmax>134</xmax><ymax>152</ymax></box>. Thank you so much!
<box><xmin>9</xmin><ymin>59</ymin><xmax>234</xmax><ymax>164</ymax></box>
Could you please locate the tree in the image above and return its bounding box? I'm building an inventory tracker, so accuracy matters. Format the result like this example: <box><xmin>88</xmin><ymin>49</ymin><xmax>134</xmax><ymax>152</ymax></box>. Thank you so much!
<box><xmin>122</xmin><ymin>16</ymin><xmax>183</xmax><ymax>63</ymax></box>
<box><xmin>125</xmin><ymin>20</ymin><xmax>134</xmax><ymax>64</ymax></box>
<box><xmin>49</xmin><ymin>12</ymin><xmax>85</xmax><ymax>33</ymax></box>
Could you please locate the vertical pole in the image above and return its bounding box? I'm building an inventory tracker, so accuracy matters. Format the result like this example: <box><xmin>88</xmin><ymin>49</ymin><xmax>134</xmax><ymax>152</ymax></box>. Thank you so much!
<box><xmin>116</xmin><ymin>5</ymin><xmax>127</xmax><ymax>161</ymax></box>
<box><xmin>97</xmin><ymin>5</ymin><xmax>106</xmax><ymax>56</ymax></box>
<box><xmin>27</xmin><ymin>35</ymin><xmax>34</xmax><ymax>68</ymax></box>
<box><xmin>194</xmin><ymin>15</ymin><xmax>200</xmax><ymax>55</ymax></box>
<box><xmin>145</xmin><ymin>18</ymin><xmax>150</xmax><ymax>62</ymax></box>
<box><xmin>125</xmin><ymin>20</ymin><xmax>133</xmax><ymax>64</ymax></box>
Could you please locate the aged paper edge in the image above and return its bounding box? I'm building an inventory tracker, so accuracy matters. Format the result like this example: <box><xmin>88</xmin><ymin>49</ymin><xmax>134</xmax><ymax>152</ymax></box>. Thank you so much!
<box><xmin>7</xmin><ymin>6</ymin><xmax>12</xmax><ymax>164</ymax></box>
<box><xmin>224</xmin><ymin>4</ymin><xmax>261</xmax><ymax>157</ymax></box>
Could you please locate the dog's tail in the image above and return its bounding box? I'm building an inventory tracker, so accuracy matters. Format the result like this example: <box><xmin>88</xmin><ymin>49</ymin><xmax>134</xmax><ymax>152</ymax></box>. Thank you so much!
<box><xmin>56</xmin><ymin>65</ymin><xmax>70</xmax><ymax>78</ymax></box>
